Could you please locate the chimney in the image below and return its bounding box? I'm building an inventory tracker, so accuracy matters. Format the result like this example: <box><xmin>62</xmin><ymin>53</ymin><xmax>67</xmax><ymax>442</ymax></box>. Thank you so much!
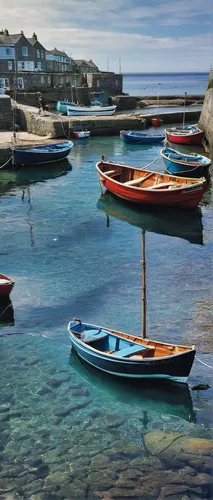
<box><xmin>4</xmin><ymin>29</ymin><xmax>9</xmax><ymax>36</ymax></box>
<box><xmin>32</xmin><ymin>32</ymin><xmax>37</xmax><ymax>41</ymax></box>
<box><xmin>20</xmin><ymin>30</ymin><xmax>24</xmax><ymax>35</ymax></box>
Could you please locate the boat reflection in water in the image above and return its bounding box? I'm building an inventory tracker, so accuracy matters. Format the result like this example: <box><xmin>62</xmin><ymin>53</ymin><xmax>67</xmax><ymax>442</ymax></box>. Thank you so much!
<box><xmin>0</xmin><ymin>159</ymin><xmax>72</xmax><ymax>196</ymax></box>
<box><xmin>97</xmin><ymin>191</ymin><xmax>203</xmax><ymax>245</ymax></box>
<box><xmin>0</xmin><ymin>298</ymin><xmax>14</xmax><ymax>327</ymax></box>
<box><xmin>69</xmin><ymin>350</ymin><xmax>196</xmax><ymax>423</ymax></box>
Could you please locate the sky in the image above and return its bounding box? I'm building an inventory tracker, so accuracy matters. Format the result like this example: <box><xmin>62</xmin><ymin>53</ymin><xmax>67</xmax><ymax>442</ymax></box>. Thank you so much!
<box><xmin>0</xmin><ymin>0</ymin><xmax>213</xmax><ymax>72</ymax></box>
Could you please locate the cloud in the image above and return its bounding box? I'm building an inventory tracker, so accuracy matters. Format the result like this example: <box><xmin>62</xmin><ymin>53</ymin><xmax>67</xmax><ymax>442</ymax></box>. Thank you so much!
<box><xmin>0</xmin><ymin>0</ymin><xmax>212</xmax><ymax>71</ymax></box>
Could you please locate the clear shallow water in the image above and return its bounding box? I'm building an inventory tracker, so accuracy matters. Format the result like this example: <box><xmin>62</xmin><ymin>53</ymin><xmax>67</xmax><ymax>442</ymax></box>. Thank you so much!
<box><xmin>0</xmin><ymin>135</ymin><xmax>213</xmax><ymax>498</ymax></box>
<box><xmin>123</xmin><ymin>72</ymin><xmax>209</xmax><ymax>97</ymax></box>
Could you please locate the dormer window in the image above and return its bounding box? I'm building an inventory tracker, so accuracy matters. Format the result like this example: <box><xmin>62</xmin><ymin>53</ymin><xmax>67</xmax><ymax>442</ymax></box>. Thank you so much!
<box><xmin>37</xmin><ymin>50</ymin><xmax>40</xmax><ymax>58</ymax></box>
<box><xmin>22</xmin><ymin>46</ymin><xmax>28</xmax><ymax>56</ymax></box>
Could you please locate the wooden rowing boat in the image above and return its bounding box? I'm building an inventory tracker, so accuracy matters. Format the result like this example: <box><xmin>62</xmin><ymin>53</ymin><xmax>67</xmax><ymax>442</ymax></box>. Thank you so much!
<box><xmin>0</xmin><ymin>273</ymin><xmax>15</xmax><ymax>296</ymax></box>
<box><xmin>165</xmin><ymin>126</ymin><xmax>204</xmax><ymax>145</ymax></box>
<box><xmin>68</xmin><ymin>319</ymin><xmax>195</xmax><ymax>384</ymax></box>
<box><xmin>161</xmin><ymin>147</ymin><xmax>211</xmax><ymax>177</ymax></box>
<box><xmin>96</xmin><ymin>158</ymin><xmax>206</xmax><ymax>209</ymax></box>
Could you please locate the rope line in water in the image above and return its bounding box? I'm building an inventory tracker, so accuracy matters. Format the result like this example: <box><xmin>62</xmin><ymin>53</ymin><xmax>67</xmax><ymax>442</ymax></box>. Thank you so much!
<box><xmin>141</xmin><ymin>155</ymin><xmax>159</xmax><ymax>169</ymax></box>
<box><xmin>0</xmin><ymin>156</ymin><xmax>13</xmax><ymax>169</ymax></box>
<box><xmin>195</xmin><ymin>355</ymin><xmax>213</xmax><ymax>369</ymax></box>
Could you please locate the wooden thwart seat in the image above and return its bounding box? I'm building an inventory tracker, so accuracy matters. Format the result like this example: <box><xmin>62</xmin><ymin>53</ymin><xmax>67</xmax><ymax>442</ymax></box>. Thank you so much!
<box><xmin>104</xmin><ymin>170</ymin><xmax>120</xmax><ymax>177</ymax></box>
<box><xmin>124</xmin><ymin>171</ymin><xmax>154</xmax><ymax>186</ymax></box>
<box><xmin>151</xmin><ymin>182</ymin><xmax>177</xmax><ymax>189</ymax></box>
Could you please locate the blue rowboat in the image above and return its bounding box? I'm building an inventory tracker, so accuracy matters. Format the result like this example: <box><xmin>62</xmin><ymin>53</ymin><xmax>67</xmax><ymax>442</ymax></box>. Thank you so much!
<box><xmin>67</xmin><ymin>319</ymin><xmax>195</xmax><ymax>384</ymax></box>
<box><xmin>120</xmin><ymin>130</ymin><xmax>166</xmax><ymax>144</ymax></box>
<box><xmin>161</xmin><ymin>147</ymin><xmax>211</xmax><ymax>178</ymax></box>
<box><xmin>11</xmin><ymin>141</ymin><xmax>73</xmax><ymax>167</ymax></box>
<box><xmin>56</xmin><ymin>101</ymin><xmax>75</xmax><ymax>113</ymax></box>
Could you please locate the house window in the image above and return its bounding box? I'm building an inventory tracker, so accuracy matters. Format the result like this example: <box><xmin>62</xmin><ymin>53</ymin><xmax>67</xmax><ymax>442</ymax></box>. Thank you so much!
<box><xmin>96</xmin><ymin>79</ymin><xmax>100</xmax><ymax>88</ymax></box>
<box><xmin>37</xmin><ymin>62</ymin><xmax>41</xmax><ymax>71</ymax></box>
<box><xmin>0</xmin><ymin>78</ymin><xmax>10</xmax><ymax>89</ymax></box>
<box><xmin>66</xmin><ymin>76</ymin><xmax>69</xmax><ymax>83</ymax></box>
<box><xmin>41</xmin><ymin>76</ymin><xmax>45</xmax><ymax>83</ymax></box>
<box><xmin>47</xmin><ymin>75</ymin><xmax>51</xmax><ymax>84</ymax></box>
<box><xmin>62</xmin><ymin>64</ymin><xmax>64</xmax><ymax>72</ymax></box>
<box><xmin>64</xmin><ymin>64</ymin><xmax>67</xmax><ymax>71</ymax></box>
<box><xmin>37</xmin><ymin>49</ymin><xmax>40</xmax><ymax>58</ymax></box>
<box><xmin>41</xmin><ymin>50</ymin><xmax>44</xmax><ymax>58</ymax></box>
<box><xmin>8</xmin><ymin>61</ymin><xmax>13</xmax><ymax>70</ymax></box>
<box><xmin>22</xmin><ymin>46</ymin><xmax>28</xmax><ymax>56</ymax></box>
<box><xmin>6</xmin><ymin>48</ymin><xmax>13</xmax><ymax>57</ymax></box>
<box><xmin>17</xmin><ymin>77</ymin><xmax>24</xmax><ymax>89</ymax></box>
<box><xmin>60</xmin><ymin>77</ymin><xmax>64</xmax><ymax>84</ymax></box>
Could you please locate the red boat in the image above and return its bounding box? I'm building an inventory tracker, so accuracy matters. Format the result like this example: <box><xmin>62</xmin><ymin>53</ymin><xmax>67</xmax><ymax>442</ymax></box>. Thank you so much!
<box><xmin>96</xmin><ymin>159</ymin><xmax>206</xmax><ymax>209</ymax></box>
<box><xmin>165</xmin><ymin>126</ymin><xmax>204</xmax><ymax>145</ymax></box>
<box><xmin>152</xmin><ymin>117</ymin><xmax>162</xmax><ymax>127</ymax></box>
<box><xmin>0</xmin><ymin>273</ymin><xmax>15</xmax><ymax>296</ymax></box>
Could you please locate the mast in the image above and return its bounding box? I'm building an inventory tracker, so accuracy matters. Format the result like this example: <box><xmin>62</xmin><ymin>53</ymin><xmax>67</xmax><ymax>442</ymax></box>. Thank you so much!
<box><xmin>141</xmin><ymin>229</ymin><xmax>146</xmax><ymax>339</ymax></box>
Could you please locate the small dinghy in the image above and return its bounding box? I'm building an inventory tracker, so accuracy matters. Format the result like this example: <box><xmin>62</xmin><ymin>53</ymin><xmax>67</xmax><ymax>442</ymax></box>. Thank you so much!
<box><xmin>67</xmin><ymin>104</ymin><xmax>116</xmax><ymax>116</ymax></box>
<box><xmin>96</xmin><ymin>157</ymin><xmax>206</xmax><ymax>209</ymax></box>
<box><xmin>120</xmin><ymin>130</ymin><xmax>165</xmax><ymax>144</ymax></box>
<box><xmin>161</xmin><ymin>147</ymin><xmax>211</xmax><ymax>177</ymax></box>
<box><xmin>0</xmin><ymin>273</ymin><xmax>15</xmax><ymax>296</ymax></box>
<box><xmin>68</xmin><ymin>319</ymin><xmax>195</xmax><ymax>383</ymax></box>
<box><xmin>165</xmin><ymin>126</ymin><xmax>204</xmax><ymax>145</ymax></box>
<box><xmin>11</xmin><ymin>141</ymin><xmax>73</xmax><ymax>167</ymax></box>
<box><xmin>73</xmin><ymin>130</ymin><xmax>90</xmax><ymax>139</ymax></box>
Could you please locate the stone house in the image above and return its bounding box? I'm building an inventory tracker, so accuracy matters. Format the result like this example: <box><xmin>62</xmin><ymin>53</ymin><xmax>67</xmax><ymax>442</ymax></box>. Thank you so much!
<box><xmin>86</xmin><ymin>72</ymin><xmax>123</xmax><ymax>94</ymax></box>
<box><xmin>46</xmin><ymin>48</ymin><xmax>77</xmax><ymax>73</ymax></box>
<box><xmin>74</xmin><ymin>59</ymin><xmax>99</xmax><ymax>73</ymax></box>
<box><xmin>27</xmin><ymin>33</ymin><xmax>46</xmax><ymax>71</ymax></box>
<box><xmin>0</xmin><ymin>29</ymin><xmax>35</xmax><ymax>90</ymax></box>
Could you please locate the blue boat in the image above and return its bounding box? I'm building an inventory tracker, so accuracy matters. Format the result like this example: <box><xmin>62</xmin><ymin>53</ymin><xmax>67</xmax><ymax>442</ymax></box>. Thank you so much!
<box><xmin>160</xmin><ymin>147</ymin><xmax>211</xmax><ymax>177</ymax></box>
<box><xmin>120</xmin><ymin>130</ymin><xmax>166</xmax><ymax>144</ymax></box>
<box><xmin>56</xmin><ymin>101</ymin><xmax>75</xmax><ymax>113</ymax></box>
<box><xmin>67</xmin><ymin>319</ymin><xmax>195</xmax><ymax>383</ymax></box>
<box><xmin>11</xmin><ymin>141</ymin><xmax>74</xmax><ymax>167</ymax></box>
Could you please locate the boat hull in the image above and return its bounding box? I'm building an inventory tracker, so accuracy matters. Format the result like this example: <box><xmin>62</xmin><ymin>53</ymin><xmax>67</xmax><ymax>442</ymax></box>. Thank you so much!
<box><xmin>67</xmin><ymin>105</ymin><xmax>116</xmax><ymax>116</ymax></box>
<box><xmin>12</xmin><ymin>141</ymin><xmax>73</xmax><ymax>166</ymax></box>
<box><xmin>0</xmin><ymin>274</ymin><xmax>15</xmax><ymax>297</ymax></box>
<box><xmin>73</xmin><ymin>131</ymin><xmax>90</xmax><ymax>139</ymax></box>
<box><xmin>120</xmin><ymin>131</ymin><xmax>165</xmax><ymax>144</ymax></box>
<box><xmin>98</xmin><ymin>172</ymin><xmax>205</xmax><ymax>209</ymax></box>
<box><xmin>166</xmin><ymin>131</ymin><xmax>204</xmax><ymax>145</ymax></box>
<box><xmin>68</xmin><ymin>325</ymin><xmax>195</xmax><ymax>383</ymax></box>
<box><xmin>161</xmin><ymin>147</ymin><xmax>211</xmax><ymax>178</ymax></box>
<box><xmin>164</xmin><ymin>160</ymin><xmax>204</xmax><ymax>177</ymax></box>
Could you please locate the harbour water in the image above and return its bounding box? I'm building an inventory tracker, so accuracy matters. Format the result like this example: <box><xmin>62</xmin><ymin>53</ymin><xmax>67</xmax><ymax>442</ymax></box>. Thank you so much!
<box><xmin>123</xmin><ymin>72</ymin><xmax>209</xmax><ymax>97</ymax></box>
<box><xmin>0</xmin><ymin>134</ymin><xmax>213</xmax><ymax>498</ymax></box>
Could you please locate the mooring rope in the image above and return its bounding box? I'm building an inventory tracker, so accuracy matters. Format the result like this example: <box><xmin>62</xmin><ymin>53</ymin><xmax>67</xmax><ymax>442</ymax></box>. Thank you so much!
<box><xmin>0</xmin><ymin>156</ymin><xmax>13</xmax><ymax>169</ymax></box>
<box><xmin>141</xmin><ymin>155</ymin><xmax>160</xmax><ymax>170</ymax></box>
<box><xmin>195</xmin><ymin>355</ymin><xmax>213</xmax><ymax>369</ymax></box>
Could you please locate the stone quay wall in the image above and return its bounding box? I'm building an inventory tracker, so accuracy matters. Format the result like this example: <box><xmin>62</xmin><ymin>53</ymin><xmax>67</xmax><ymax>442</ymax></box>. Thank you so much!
<box><xmin>0</xmin><ymin>94</ymin><xmax>13</xmax><ymax>130</ymax></box>
<box><xmin>199</xmin><ymin>88</ymin><xmax>213</xmax><ymax>159</ymax></box>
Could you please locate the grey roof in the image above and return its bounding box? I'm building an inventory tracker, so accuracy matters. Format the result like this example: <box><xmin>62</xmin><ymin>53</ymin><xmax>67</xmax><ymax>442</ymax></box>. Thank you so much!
<box><xmin>27</xmin><ymin>38</ymin><xmax>46</xmax><ymax>49</ymax></box>
<box><xmin>74</xmin><ymin>59</ymin><xmax>98</xmax><ymax>68</ymax></box>
<box><xmin>48</xmin><ymin>47</ymin><xmax>70</xmax><ymax>58</ymax></box>
<box><xmin>0</xmin><ymin>33</ymin><xmax>22</xmax><ymax>45</ymax></box>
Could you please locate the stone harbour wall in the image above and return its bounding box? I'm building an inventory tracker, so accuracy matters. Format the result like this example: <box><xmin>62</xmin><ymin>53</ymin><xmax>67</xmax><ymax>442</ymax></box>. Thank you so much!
<box><xmin>199</xmin><ymin>88</ymin><xmax>213</xmax><ymax>159</ymax></box>
<box><xmin>0</xmin><ymin>95</ymin><xmax>13</xmax><ymax>130</ymax></box>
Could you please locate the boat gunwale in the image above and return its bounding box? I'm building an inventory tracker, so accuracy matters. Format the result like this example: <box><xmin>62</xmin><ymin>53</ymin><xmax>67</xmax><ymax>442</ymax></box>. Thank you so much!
<box><xmin>11</xmin><ymin>142</ymin><xmax>73</xmax><ymax>154</ymax></box>
<box><xmin>160</xmin><ymin>148</ymin><xmax>211</xmax><ymax>168</ymax></box>
<box><xmin>68</xmin><ymin>321</ymin><xmax>196</xmax><ymax>363</ymax></box>
<box><xmin>96</xmin><ymin>161</ymin><xmax>206</xmax><ymax>192</ymax></box>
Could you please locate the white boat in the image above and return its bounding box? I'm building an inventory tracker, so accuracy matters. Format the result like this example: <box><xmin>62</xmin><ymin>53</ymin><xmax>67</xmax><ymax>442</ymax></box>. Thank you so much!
<box><xmin>73</xmin><ymin>130</ymin><xmax>91</xmax><ymax>139</ymax></box>
<box><xmin>67</xmin><ymin>105</ymin><xmax>116</xmax><ymax>117</ymax></box>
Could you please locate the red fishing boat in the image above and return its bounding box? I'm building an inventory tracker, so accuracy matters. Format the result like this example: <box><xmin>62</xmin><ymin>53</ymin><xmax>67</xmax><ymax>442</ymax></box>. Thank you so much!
<box><xmin>151</xmin><ymin>117</ymin><xmax>162</xmax><ymax>127</ymax></box>
<box><xmin>96</xmin><ymin>158</ymin><xmax>206</xmax><ymax>209</ymax></box>
<box><xmin>0</xmin><ymin>273</ymin><xmax>15</xmax><ymax>296</ymax></box>
<box><xmin>165</xmin><ymin>126</ymin><xmax>204</xmax><ymax>145</ymax></box>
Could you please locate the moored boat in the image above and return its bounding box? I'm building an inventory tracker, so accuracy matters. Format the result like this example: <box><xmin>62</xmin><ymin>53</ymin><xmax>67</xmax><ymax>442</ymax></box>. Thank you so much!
<box><xmin>11</xmin><ymin>141</ymin><xmax>73</xmax><ymax>167</ymax></box>
<box><xmin>96</xmin><ymin>157</ymin><xmax>206</xmax><ymax>209</ymax></box>
<box><xmin>73</xmin><ymin>130</ymin><xmax>90</xmax><ymax>139</ymax></box>
<box><xmin>67</xmin><ymin>105</ymin><xmax>116</xmax><ymax>116</ymax></box>
<box><xmin>165</xmin><ymin>126</ymin><xmax>204</xmax><ymax>145</ymax></box>
<box><xmin>0</xmin><ymin>273</ymin><xmax>15</xmax><ymax>296</ymax></box>
<box><xmin>161</xmin><ymin>147</ymin><xmax>211</xmax><ymax>177</ymax></box>
<box><xmin>151</xmin><ymin>117</ymin><xmax>162</xmax><ymax>127</ymax></box>
<box><xmin>68</xmin><ymin>319</ymin><xmax>196</xmax><ymax>383</ymax></box>
<box><xmin>120</xmin><ymin>130</ymin><xmax>165</xmax><ymax>144</ymax></box>
<box><xmin>56</xmin><ymin>101</ymin><xmax>75</xmax><ymax>113</ymax></box>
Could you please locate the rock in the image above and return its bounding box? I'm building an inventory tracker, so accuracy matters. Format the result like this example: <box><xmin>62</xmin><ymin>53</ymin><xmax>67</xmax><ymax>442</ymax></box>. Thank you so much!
<box><xmin>25</xmin><ymin>358</ymin><xmax>41</xmax><ymax>366</ymax></box>
<box><xmin>0</xmin><ymin>413</ymin><xmax>10</xmax><ymax>422</ymax></box>
<box><xmin>137</xmin><ymin>100</ymin><xmax>148</xmax><ymax>108</ymax></box>
<box><xmin>53</xmin><ymin>399</ymin><xmax>91</xmax><ymax>417</ymax></box>
<box><xmin>104</xmin><ymin>487</ymin><xmax>142</xmax><ymax>498</ymax></box>
<box><xmin>144</xmin><ymin>430</ymin><xmax>213</xmax><ymax>457</ymax></box>
<box><xmin>105</xmin><ymin>441</ymin><xmax>141</xmax><ymax>460</ymax></box>
<box><xmin>22</xmin><ymin>479</ymin><xmax>44</xmax><ymax>496</ymax></box>
<box><xmin>0</xmin><ymin>404</ymin><xmax>11</xmax><ymax>413</ymax></box>
<box><xmin>191</xmin><ymin>384</ymin><xmax>210</xmax><ymax>390</ymax></box>
<box><xmin>9</xmin><ymin>411</ymin><xmax>22</xmax><ymax>418</ymax></box>
<box><xmin>159</xmin><ymin>484</ymin><xmax>203</xmax><ymax>498</ymax></box>
<box><xmin>47</xmin><ymin>374</ymin><xmax>70</xmax><ymax>387</ymax></box>
<box><xmin>105</xmin><ymin>414</ymin><xmax>125</xmax><ymax>429</ymax></box>
<box><xmin>90</xmin><ymin>409</ymin><xmax>101</xmax><ymax>419</ymax></box>
<box><xmin>71</xmin><ymin>388</ymin><xmax>89</xmax><ymax>397</ymax></box>
<box><xmin>119</xmin><ymin>469</ymin><xmax>142</xmax><ymax>480</ymax></box>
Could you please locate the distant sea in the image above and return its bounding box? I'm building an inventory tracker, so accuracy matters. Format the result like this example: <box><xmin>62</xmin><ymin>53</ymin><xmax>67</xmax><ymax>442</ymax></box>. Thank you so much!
<box><xmin>123</xmin><ymin>72</ymin><xmax>209</xmax><ymax>97</ymax></box>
